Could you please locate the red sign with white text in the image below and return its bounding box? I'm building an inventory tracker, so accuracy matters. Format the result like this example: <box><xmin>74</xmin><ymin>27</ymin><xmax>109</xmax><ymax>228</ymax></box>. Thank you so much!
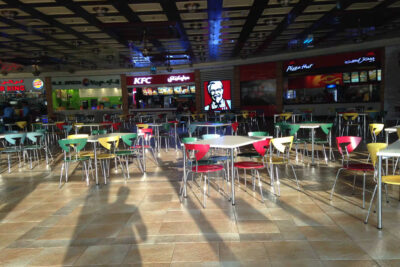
<box><xmin>0</xmin><ymin>80</ymin><xmax>25</xmax><ymax>92</ymax></box>
<box><xmin>288</xmin><ymin>73</ymin><xmax>343</xmax><ymax>89</ymax></box>
<box><xmin>126</xmin><ymin>73</ymin><xmax>195</xmax><ymax>86</ymax></box>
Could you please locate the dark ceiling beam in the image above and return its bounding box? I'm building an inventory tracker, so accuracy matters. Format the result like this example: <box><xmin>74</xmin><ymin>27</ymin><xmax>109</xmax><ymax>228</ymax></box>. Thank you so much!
<box><xmin>255</xmin><ymin>0</ymin><xmax>314</xmax><ymax>54</ymax></box>
<box><xmin>159</xmin><ymin>0</ymin><xmax>194</xmax><ymax>59</ymax></box>
<box><xmin>232</xmin><ymin>0</ymin><xmax>270</xmax><ymax>57</ymax></box>
<box><xmin>2</xmin><ymin>0</ymin><xmax>96</xmax><ymax>45</ymax></box>
<box><xmin>314</xmin><ymin>0</ymin><xmax>399</xmax><ymax>46</ymax></box>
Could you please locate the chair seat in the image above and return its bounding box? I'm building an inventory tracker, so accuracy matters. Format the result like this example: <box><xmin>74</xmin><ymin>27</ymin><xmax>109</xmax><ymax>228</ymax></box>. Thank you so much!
<box><xmin>344</xmin><ymin>163</ymin><xmax>374</xmax><ymax>171</ymax></box>
<box><xmin>132</xmin><ymin>145</ymin><xmax>151</xmax><ymax>149</ymax></box>
<box><xmin>95</xmin><ymin>153</ymin><xmax>116</xmax><ymax>160</ymax></box>
<box><xmin>65</xmin><ymin>156</ymin><xmax>90</xmax><ymax>162</ymax></box>
<box><xmin>234</xmin><ymin>161</ymin><xmax>264</xmax><ymax>169</ymax></box>
<box><xmin>79</xmin><ymin>151</ymin><xmax>94</xmax><ymax>157</ymax></box>
<box><xmin>314</xmin><ymin>140</ymin><xmax>329</xmax><ymax>144</ymax></box>
<box><xmin>116</xmin><ymin>150</ymin><xmax>137</xmax><ymax>156</ymax></box>
<box><xmin>2</xmin><ymin>148</ymin><xmax>22</xmax><ymax>153</ymax></box>
<box><xmin>237</xmin><ymin>152</ymin><xmax>261</xmax><ymax>158</ymax></box>
<box><xmin>192</xmin><ymin>164</ymin><xmax>223</xmax><ymax>173</ymax></box>
<box><xmin>382</xmin><ymin>175</ymin><xmax>400</xmax><ymax>185</ymax></box>
<box><xmin>24</xmin><ymin>145</ymin><xmax>42</xmax><ymax>150</ymax></box>
<box><xmin>189</xmin><ymin>160</ymin><xmax>216</xmax><ymax>166</ymax></box>
<box><xmin>267</xmin><ymin>156</ymin><xmax>287</xmax><ymax>164</ymax></box>
<box><xmin>209</xmin><ymin>155</ymin><xmax>229</xmax><ymax>162</ymax></box>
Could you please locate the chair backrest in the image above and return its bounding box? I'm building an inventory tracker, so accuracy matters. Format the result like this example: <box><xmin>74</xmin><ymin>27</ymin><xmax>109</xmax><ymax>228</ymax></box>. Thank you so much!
<box><xmin>182</xmin><ymin>137</ymin><xmax>197</xmax><ymax>144</ymax></box>
<box><xmin>56</xmin><ymin>122</ymin><xmax>66</xmax><ymax>131</ymax></box>
<box><xmin>367</xmin><ymin>143</ymin><xmax>388</xmax><ymax>167</ymax></box>
<box><xmin>184</xmin><ymin>143</ymin><xmax>210</xmax><ymax>161</ymax></box>
<box><xmin>320</xmin><ymin>123</ymin><xmax>333</xmax><ymax>135</ymax></box>
<box><xmin>58</xmin><ymin>138</ymin><xmax>87</xmax><ymax>153</ymax></box>
<box><xmin>98</xmin><ymin>135</ymin><xmax>120</xmax><ymax>151</ymax></box>
<box><xmin>121</xmin><ymin>133</ymin><xmax>138</xmax><ymax>147</ymax></box>
<box><xmin>369</xmin><ymin>123</ymin><xmax>384</xmax><ymax>136</ymax></box>
<box><xmin>248</xmin><ymin>131</ymin><xmax>269</xmax><ymax>137</ymax></box>
<box><xmin>68</xmin><ymin>134</ymin><xmax>89</xmax><ymax>139</ymax></box>
<box><xmin>280</xmin><ymin>112</ymin><xmax>292</xmax><ymax>121</ymax></box>
<box><xmin>283</xmin><ymin>124</ymin><xmax>300</xmax><ymax>136</ymax></box>
<box><xmin>139</xmin><ymin>128</ymin><xmax>153</xmax><ymax>137</ymax></box>
<box><xmin>26</xmin><ymin>132</ymin><xmax>44</xmax><ymax>144</ymax></box>
<box><xmin>16</xmin><ymin>121</ymin><xmax>27</xmax><ymax>129</ymax></box>
<box><xmin>231</xmin><ymin>122</ymin><xmax>239</xmax><ymax>133</ymax></box>
<box><xmin>112</xmin><ymin>122</ymin><xmax>121</xmax><ymax>131</ymax></box>
<box><xmin>91</xmin><ymin>129</ymin><xmax>107</xmax><ymax>135</ymax></box>
<box><xmin>162</xmin><ymin>123</ymin><xmax>171</xmax><ymax>131</ymax></box>
<box><xmin>188</xmin><ymin>124</ymin><xmax>198</xmax><ymax>134</ymax></box>
<box><xmin>397</xmin><ymin>128</ymin><xmax>400</xmax><ymax>139</ymax></box>
<box><xmin>136</xmin><ymin>123</ymin><xmax>149</xmax><ymax>129</ymax></box>
<box><xmin>32</xmin><ymin>123</ymin><xmax>43</xmax><ymax>130</ymax></box>
<box><xmin>336</xmin><ymin>136</ymin><xmax>362</xmax><ymax>155</ymax></box>
<box><xmin>5</xmin><ymin>133</ymin><xmax>26</xmax><ymax>146</ymax></box>
<box><xmin>62</xmin><ymin>125</ymin><xmax>72</xmax><ymax>133</ymax></box>
<box><xmin>202</xmin><ymin>134</ymin><xmax>220</xmax><ymax>140</ymax></box>
<box><xmin>343</xmin><ymin>112</ymin><xmax>358</xmax><ymax>121</ymax></box>
<box><xmin>271</xmin><ymin>136</ymin><xmax>294</xmax><ymax>153</ymax></box>
<box><xmin>253</xmin><ymin>139</ymin><xmax>270</xmax><ymax>157</ymax></box>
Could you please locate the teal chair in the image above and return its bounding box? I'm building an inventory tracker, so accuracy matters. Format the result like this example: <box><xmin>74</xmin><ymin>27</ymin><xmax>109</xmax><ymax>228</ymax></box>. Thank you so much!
<box><xmin>309</xmin><ymin>123</ymin><xmax>334</xmax><ymax>163</ymax></box>
<box><xmin>58</xmin><ymin>138</ymin><xmax>92</xmax><ymax>187</ymax></box>
<box><xmin>160</xmin><ymin>123</ymin><xmax>173</xmax><ymax>151</ymax></box>
<box><xmin>91</xmin><ymin>129</ymin><xmax>107</xmax><ymax>135</ymax></box>
<box><xmin>25</xmin><ymin>132</ymin><xmax>47</xmax><ymax>169</ymax></box>
<box><xmin>62</xmin><ymin>125</ymin><xmax>73</xmax><ymax>138</ymax></box>
<box><xmin>117</xmin><ymin>133</ymin><xmax>143</xmax><ymax>176</ymax></box>
<box><xmin>3</xmin><ymin>133</ymin><xmax>27</xmax><ymax>173</ymax></box>
<box><xmin>282</xmin><ymin>124</ymin><xmax>307</xmax><ymax>163</ymax></box>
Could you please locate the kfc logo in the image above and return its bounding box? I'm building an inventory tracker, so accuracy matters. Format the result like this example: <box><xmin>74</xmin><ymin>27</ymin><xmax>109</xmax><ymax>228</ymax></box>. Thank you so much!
<box><xmin>133</xmin><ymin>77</ymin><xmax>152</xmax><ymax>85</ymax></box>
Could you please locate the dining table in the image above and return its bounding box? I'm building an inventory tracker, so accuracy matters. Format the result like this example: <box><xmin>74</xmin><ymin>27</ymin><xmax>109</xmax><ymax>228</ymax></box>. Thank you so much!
<box><xmin>183</xmin><ymin>135</ymin><xmax>271</xmax><ymax>205</ymax></box>
<box><xmin>74</xmin><ymin>122</ymin><xmax>113</xmax><ymax>134</ymax></box>
<box><xmin>189</xmin><ymin>122</ymin><xmax>233</xmax><ymax>137</ymax></box>
<box><xmin>376</xmin><ymin>139</ymin><xmax>400</xmax><ymax>229</ymax></box>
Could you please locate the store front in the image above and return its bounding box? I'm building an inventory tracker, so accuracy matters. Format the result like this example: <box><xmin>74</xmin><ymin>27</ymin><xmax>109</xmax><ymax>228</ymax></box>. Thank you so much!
<box><xmin>283</xmin><ymin>50</ymin><xmax>383</xmax><ymax>115</ymax></box>
<box><xmin>126</xmin><ymin>73</ymin><xmax>195</xmax><ymax>113</ymax></box>
<box><xmin>51</xmin><ymin>75</ymin><xmax>122</xmax><ymax>119</ymax></box>
<box><xmin>0</xmin><ymin>77</ymin><xmax>47</xmax><ymax>119</ymax></box>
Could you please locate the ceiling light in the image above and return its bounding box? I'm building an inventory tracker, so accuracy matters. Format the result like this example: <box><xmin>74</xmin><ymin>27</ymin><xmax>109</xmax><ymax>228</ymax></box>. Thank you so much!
<box><xmin>42</xmin><ymin>28</ymin><xmax>56</xmax><ymax>35</ymax></box>
<box><xmin>278</xmin><ymin>0</ymin><xmax>291</xmax><ymax>7</ymax></box>
<box><xmin>1</xmin><ymin>10</ymin><xmax>18</xmax><ymax>20</ymax></box>
<box><xmin>141</xmin><ymin>47</ymin><xmax>151</xmax><ymax>57</ymax></box>
<box><xmin>265</xmin><ymin>18</ymin><xmax>277</xmax><ymax>26</ymax></box>
<box><xmin>93</xmin><ymin>7</ymin><xmax>109</xmax><ymax>17</ymax></box>
<box><xmin>190</xmin><ymin>23</ymin><xmax>202</xmax><ymax>30</ymax></box>
<box><xmin>184</xmin><ymin>3</ymin><xmax>200</xmax><ymax>13</ymax></box>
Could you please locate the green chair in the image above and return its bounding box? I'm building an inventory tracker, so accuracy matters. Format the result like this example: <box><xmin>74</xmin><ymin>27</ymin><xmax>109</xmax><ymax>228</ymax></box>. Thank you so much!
<box><xmin>202</xmin><ymin>134</ymin><xmax>220</xmax><ymax>140</ymax></box>
<box><xmin>58</xmin><ymin>138</ymin><xmax>92</xmax><ymax>187</ymax></box>
<box><xmin>117</xmin><ymin>133</ymin><xmax>143</xmax><ymax>176</ymax></box>
<box><xmin>2</xmin><ymin>133</ymin><xmax>26</xmax><ymax>173</ymax></box>
<box><xmin>281</xmin><ymin>124</ymin><xmax>306</xmax><ymax>163</ymax></box>
<box><xmin>91</xmin><ymin>129</ymin><xmax>107</xmax><ymax>135</ymax></box>
<box><xmin>160</xmin><ymin>123</ymin><xmax>173</xmax><ymax>151</ymax></box>
<box><xmin>306</xmin><ymin>123</ymin><xmax>334</xmax><ymax>164</ymax></box>
<box><xmin>24</xmin><ymin>132</ymin><xmax>47</xmax><ymax>169</ymax></box>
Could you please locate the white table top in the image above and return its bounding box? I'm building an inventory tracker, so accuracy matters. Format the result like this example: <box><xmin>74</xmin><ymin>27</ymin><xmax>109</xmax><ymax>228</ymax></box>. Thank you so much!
<box><xmin>195</xmin><ymin>122</ymin><xmax>232</xmax><ymax>127</ymax></box>
<box><xmin>378</xmin><ymin>140</ymin><xmax>400</xmax><ymax>157</ymax></box>
<box><xmin>291</xmin><ymin>123</ymin><xmax>323</xmax><ymax>129</ymax></box>
<box><xmin>192</xmin><ymin>135</ymin><xmax>270</xmax><ymax>149</ymax></box>
<box><xmin>147</xmin><ymin>123</ymin><xmax>163</xmax><ymax>127</ymax></box>
<box><xmin>87</xmin><ymin>132</ymin><xmax>131</xmax><ymax>143</ymax></box>
<box><xmin>385</xmin><ymin>126</ymin><xmax>400</xmax><ymax>133</ymax></box>
<box><xmin>74</xmin><ymin>123</ymin><xmax>112</xmax><ymax>128</ymax></box>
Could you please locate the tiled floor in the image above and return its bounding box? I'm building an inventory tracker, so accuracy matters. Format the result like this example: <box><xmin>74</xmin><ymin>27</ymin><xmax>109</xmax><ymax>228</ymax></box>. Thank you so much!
<box><xmin>0</xmin><ymin>146</ymin><xmax>399</xmax><ymax>266</ymax></box>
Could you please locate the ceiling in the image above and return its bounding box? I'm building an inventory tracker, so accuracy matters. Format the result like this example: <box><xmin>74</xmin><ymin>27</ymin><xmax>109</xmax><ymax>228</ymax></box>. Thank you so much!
<box><xmin>0</xmin><ymin>0</ymin><xmax>399</xmax><ymax>74</ymax></box>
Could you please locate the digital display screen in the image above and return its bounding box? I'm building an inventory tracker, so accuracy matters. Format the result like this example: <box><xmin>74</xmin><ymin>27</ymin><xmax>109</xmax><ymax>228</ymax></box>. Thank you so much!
<box><xmin>377</xmin><ymin>69</ymin><xmax>381</xmax><ymax>81</ymax></box>
<box><xmin>158</xmin><ymin>87</ymin><xmax>173</xmax><ymax>95</ymax></box>
<box><xmin>203</xmin><ymin>80</ymin><xmax>231</xmax><ymax>111</ymax></box>
<box><xmin>359</xmin><ymin>71</ymin><xmax>368</xmax><ymax>82</ymax></box>
<box><xmin>189</xmin><ymin>85</ymin><xmax>196</xmax><ymax>94</ymax></box>
<box><xmin>368</xmin><ymin>70</ymin><xmax>377</xmax><ymax>81</ymax></box>
<box><xmin>343</xmin><ymin>72</ymin><xmax>351</xmax><ymax>83</ymax></box>
<box><xmin>351</xmin><ymin>72</ymin><xmax>359</xmax><ymax>83</ymax></box>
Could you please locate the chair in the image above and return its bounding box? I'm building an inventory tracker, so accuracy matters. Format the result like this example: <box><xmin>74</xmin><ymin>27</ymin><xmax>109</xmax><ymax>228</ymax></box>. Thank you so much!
<box><xmin>91</xmin><ymin>129</ymin><xmax>107</xmax><ymax>135</ymax></box>
<box><xmin>62</xmin><ymin>125</ymin><xmax>73</xmax><ymax>138</ymax></box>
<box><xmin>159</xmin><ymin>123</ymin><xmax>173</xmax><ymax>151</ymax></box>
<box><xmin>231</xmin><ymin>122</ymin><xmax>239</xmax><ymax>135</ymax></box>
<box><xmin>279</xmin><ymin>112</ymin><xmax>292</xmax><ymax>122</ymax></box>
<box><xmin>330</xmin><ymin>136</ymin><xmax>374</xmax><ymax>209</ymax></box>
<box><xmin>237</xmin><ymin>131</ymin><xmax>269</xmax><ymax>159</ymax></box>
<box><xmin>269</xmin><ymin>136</ymin><xmax>300</xmax><ymax>196</ymax></box>
<box><xmin>96</xmin><ymin>136</ymin><xmax>127</xmax><ymax>183</ymax></box>
<box><xmin>137</xmin><ymin>128</ymin><xmax>158</xmax><ymax>166</ymax></box>
<box><xmin>58</xmin><ymin>138</ymin><xmax>92</xmax><ymax>187</ymax></box>
<box><xmin>369</xmin><ymin>123</ymin><xmax>384</xmax><ymax>142</ymax></box>
<box><xmin>281</xmin><ymin>124</ymin><xmax>306</xmax><ymax>163</ymax></box>
<box><xmin>234</xmin><ymin>139</ymin><xmax>270</xmax><ymax>201</ymax></box>
<box><xmin>364</xmin><ymin>143</ymin><xmax>394</xmax><ymax>224</ymax></box>
<box><xmin>342</xmin><ymin>113</ymin><xmax>361</xmax><ymax>136</ymax></box>
<box><xmin>184</xmin><ymin>143</ymin><xmax>227</xmax><ymax>207</ymax></box>
<box><xmin>2</xmin><ymin>133</ymin><xmax>26</xmax><ymax>173</ymax></box>
<box><xmin>15</xmin><ymin>121</ymin><xmax>27</xmax><ymax>131</ymax></box>
<box><xmin>24</xmin><ymin>132</ymin><xmax>47</xmax><ymax>169</ymax></box>
<box><xmin>309</xmin><ymin>123</ymin><xmax>335</xmax><ymax>164</ymax></box>
<box><xmin>117</xmin><ymin>133</ymin><xmax>143</xmax><ymax>177</ymax></box>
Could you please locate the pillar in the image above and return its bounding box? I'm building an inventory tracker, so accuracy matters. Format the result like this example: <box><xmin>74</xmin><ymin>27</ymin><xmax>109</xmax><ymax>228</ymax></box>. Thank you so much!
<box><xmin>120</xmin><ymin>74</ymin><xmax>129</xmax><ymax>115</ymax></box>
<box><xmin>233</xmin><ymin>66</ymin><xmax>240</xmax><ymax>109</ymax></box>
<box><xmin>276</xmin><ymin>61</ymin><xmax>284</xmax><ymax>113</ymax></box>
<box><xmin>195</xmin><ymin>69</ymin><xmax>201</xmax><ymax>112</ymax></box>
<box><xmin>45</xmin><ymin>77</ymin><xmax>53</xmax><ymax>117</ymax></box>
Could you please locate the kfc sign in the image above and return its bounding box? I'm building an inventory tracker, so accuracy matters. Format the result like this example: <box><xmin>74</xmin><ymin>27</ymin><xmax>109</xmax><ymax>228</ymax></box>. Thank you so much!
<box><xmin>167</xmin><ymin>75</ymin><xmax>190</xmax><ymax>83</ymax></box>
<box><xmin>133</xmin><ymin>77</ymin><xmax>152</xmax><ymax>85</ymax></box>
<box><xmin>127</xmin><ymin>73</ymin><xmax>194</xmax><ymax>86</ymax></box>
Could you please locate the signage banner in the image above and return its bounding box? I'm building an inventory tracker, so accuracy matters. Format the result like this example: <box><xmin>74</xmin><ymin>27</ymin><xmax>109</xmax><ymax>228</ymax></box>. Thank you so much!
<box><xmin>126</xmin><ymin>73</ymin><xmax>195</xmax><ymax>86</ymax></box>
<box><xmin>0</xmin><ymin>78</ymin><xmax>45</xmax><ymax>92</ymax></box>
<box><xmin>52</xmin><ymin>75</ymin><xmax>120</xmax><ymax>89</ymax></box>
<box><xmin>288</xmin><ymin>73</ymin><xmax>343</xmax><ymax>89</ymax></box>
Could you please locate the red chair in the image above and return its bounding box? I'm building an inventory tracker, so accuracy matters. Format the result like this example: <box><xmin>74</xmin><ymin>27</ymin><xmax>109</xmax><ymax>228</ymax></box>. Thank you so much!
<box><xmin>234</xmin><ymin>139</ymin><xmax>270</xmax><ymax>202</ymax></box>
<box><xmin>184</xmin><ymin>143</ymin><xmax>227</xmax><ymax>208</ymax></box>
<box><xmin>231</xmin><ymin>122</ymin><xmax>239</xmax><ymax>135</ymax></box>
<box><xmin>330</xmin><ymin>136</ymin><xmax>374</xmax><ymax>208</ymax></box>
<box><xmin>136</xmin><ymin>128</ymin><xmax>158</xmax><ymax>166</ymax></box>
<box><xmin>112</xmin><ymin>122</ymin><xmax>121</xmax><ymax>131</ymax></box>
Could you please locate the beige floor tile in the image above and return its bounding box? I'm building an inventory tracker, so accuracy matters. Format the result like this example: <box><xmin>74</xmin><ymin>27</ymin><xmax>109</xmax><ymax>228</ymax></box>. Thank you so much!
<box><xmin>310</xmin><ymin>241</ymin><xmax>371</xmax><ymax>260</ymax></box>
<box><xmin>0</xmin><ymin>222</ymin><xmax>38</xmax><ymax>234</ymax></box>
<box><xmin>28</xmin><ymin>246</ymin><xmax>86</xmax><ymax>266</ymax></box>
<box><xmin>123</xmin><ymin>244</ymin><xmax>174</xmax><ymax>264</ymax></box>
<box><xmin>322</xmin><ymin>260</ymin><xmax>379</xmax><ymax>267</ymax></box>
<box><xmin>219</xmin><ymin>241</ymin><xmax>269</xmax><ymax>261</ymax></box>
<box><xmin>270</xmin><ymin>259</ymin><xmax>323</xmax><ymax>267</ymax></box>
<box><xmin>356</xmin><ymin>236</ymin><xmax>400</xmax><ymax>260</ymax></box>
<box><xmin>172</xmin><ymin>242</ymin><xmax>219</xmax><ymax>262</ymax></box>
<box><xmin>263</xmin><ymin>241</ymin><xmax>318</xmax><ymax>261</ymax></box>
<box><xmin>376</xmin><ymin>259</ymin><xmax>400</xmax><ymax>267</ymax></box>
<box><xmin>0</xmin><ymin>248</ymin><xmax>43</xmax><ymax>266</ymax></box>
<box><xmin>73</xmin><ymin>244</ymin><xmax>130</xmax><ymax>265</ymax></box>
<box><xmin>237</xmin><ymin>220</ymin><xmax>280</xmax><ymax>234</ymax></box>
<box><xmin>298</xmin><ymin>225</ymin><xmax>351</xmax><ymax>241</ymax></box>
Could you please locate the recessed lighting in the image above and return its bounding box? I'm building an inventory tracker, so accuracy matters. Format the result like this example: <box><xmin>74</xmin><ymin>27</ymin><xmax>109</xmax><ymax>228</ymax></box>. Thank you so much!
<box><xmin>1</xmin><ymin>10</ymin><xmax>18</xmax><ymax>20</ymax></box>
<box><xmin>184</xmin><ymin>3</ymin><xmax>200</xmax><ymax>13</ymax></box>
<box><xmin>93</xmin><ymin>7</ymin><xmax>109</xmax><ymax>17</ymax></box>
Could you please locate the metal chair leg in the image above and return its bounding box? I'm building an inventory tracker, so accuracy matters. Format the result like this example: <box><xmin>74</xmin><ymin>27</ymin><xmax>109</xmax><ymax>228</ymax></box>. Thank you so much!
<box><xmin>365</xmin><ymin>184</ymin><xmax>377</xmax><ymax>224</ymax></box>
<box><xmin>330</xmin><ymin>168</ymin><xmax>345</xmax><ymax>200</ymax></box>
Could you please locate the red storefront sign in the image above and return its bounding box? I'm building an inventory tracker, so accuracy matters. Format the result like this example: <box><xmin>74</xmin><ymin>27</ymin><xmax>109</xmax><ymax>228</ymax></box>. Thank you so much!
<box><xmin>284</xmin><ymin>50</ymin><xmax>380</xmax><ymax>73</ymax></box>
<box><xmin>239</xmin><ymin>62</ymin><xmax>276</xmax><ymax>81</ymax></box>
<box><xmin>288</xmin><ymin>73</ymin><xmax>343</xmax><ymax>89</ymax></box>
<box><xmin>127</xmin><ymin>73</ymin><xmax>195</xmax><ymax>86</ymax></box>
<box><xmin>0</xmin><ymin>80</ymin><xmax>25</xmax><ymax>92</ymax></box>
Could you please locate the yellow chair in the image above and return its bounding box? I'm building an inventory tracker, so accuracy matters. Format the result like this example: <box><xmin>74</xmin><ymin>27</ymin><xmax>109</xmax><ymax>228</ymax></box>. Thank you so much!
<box><xmin>342</xmin><ymin>112</ymin><xmax>360</xmax><ymax>136</ymax></box>
<box><xmin>73</xmin><ymin>122</ymin><xmax>84</xmax><ymax>132</ymax></box>
<box><xmin>16</xmin><ymin>121</ymin><xmax>27</xmax><ymax>130</ymax></box>
<box><xmin>269</xmin><ymin>136</ymin><xmax>299</xmax><ymax>196</ymax></box>
<box><xmin>95</xmin><ymin>136</ymin><xmax>127</xmax><ymax>183</ymax></box>
<box><xmin>365</xmin><ymin>143</ymin><xmax>393</xmax><ymax>224</ymax></box>
<box><xmin>67</xmin><ymin>134</ymin><xmax>93</xmax><ymax>157</ymax></box>
<box><xmin>369</xmin><ymin>123</ymin><xmax>384</xmax><ymax>142</ymax></box>
<box><xmin>136</xmin><ymin>123</ymin><xmax>149</xmax><ymax>129</ymax></box>
<box><xmin>279</xmin><ymin>112</ymin><xmax>292</xmax><ymax>121</ymax></box>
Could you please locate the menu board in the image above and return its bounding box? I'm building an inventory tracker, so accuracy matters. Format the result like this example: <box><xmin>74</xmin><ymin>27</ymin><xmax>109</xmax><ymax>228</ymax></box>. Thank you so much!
<box><xmin>190</xmin><ymin>85</ymin><xmax>196</xmax><ymax>94</ymax></box>
<box><xmin>368</xmin><ymin>70</ymin><xmax>377</xmax><ymax>81</ymax></box>
<box><xmin>351</xmin><ymin>72</ymin><xmax>359</xmax><ymax>83</ymax></box>
<box><xmin>158</xmin><ymin>87</ymin><xmax>173</xmax><ymax>95</ymax></box>
<box><xmin>359</xmin><ymin>71</ymin><xmax>368</xmax><ymax>82</ymax></box>
<box><xmin>377</xmin><ymin>69</ymin><xmax>381</xmax><ymax>81</ymax></box>
<box><xmin>343</xmin><ymin>72</ymin><xmax>351</xmax><ymax>83</ymax></box>
<box><xmin>174</xmin><ymin>86</ymin><xmax>182</xmax><ymax>94</ymax></box>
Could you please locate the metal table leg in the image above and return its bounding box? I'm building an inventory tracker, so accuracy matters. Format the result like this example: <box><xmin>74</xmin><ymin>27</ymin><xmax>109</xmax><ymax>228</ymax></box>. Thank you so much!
<box><xmin>311</xmin><ymin>128</ymin><xmax>315</xmax><ymax>166</ymax></box>
<box><xmin>377</xmin><ymin>155</ymin><xmax>382</xmax><ymax>229</ymax></box>
<box><xmin>230</xmin><ymin>148</ymin><xmax>235</xmax><ymax>205</ymax></box>
<box><xmin>93</xmin><ymin>142</ymin><xmax>99</xmax><ymax>185</ymax></box>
